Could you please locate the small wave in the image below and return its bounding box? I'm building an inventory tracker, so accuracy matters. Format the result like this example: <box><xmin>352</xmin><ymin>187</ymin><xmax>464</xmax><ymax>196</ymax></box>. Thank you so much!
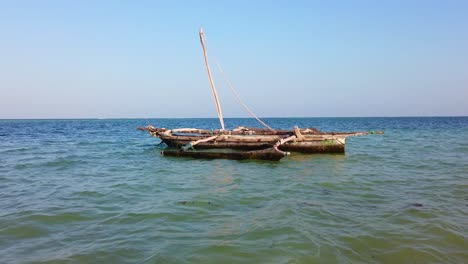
<box><xmin>102</xmin><ymin>212</ymin><xmax>185</xmax><ymax>224</ymax></box>
<box><xmin>1</xmin><ymin>147</ymin><xmax>35</xmax><ymax>155</ymax></box>
<box><xmin>42</xmin><ymin>158</ymin><xmax>86</xmax><ymax>168</ymax></box>
<box><xmin>25</xmin><ymin>212</ymin><xmax>92</xmax><ymax>224</ymax></box>
<box><xmin>73</xmin><ymin>190</ymin><xmax>105</xmax><ymax>198</ymax></box>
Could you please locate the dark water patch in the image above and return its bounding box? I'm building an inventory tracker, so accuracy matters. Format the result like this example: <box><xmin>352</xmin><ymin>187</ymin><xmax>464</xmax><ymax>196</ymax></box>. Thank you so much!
<box><xmin>406</xmin><ymin>202</ymin><xmax>424</xmax><ymax>208</ymax></box>
<box><xmin>298</xmin><ymin>201</ymin><xmax>322</xmax><ymax>207</ymax></box>
<box><xmin>316</xmin><ymin>182</ymin><xmax>346</xmax><ymax>191</ymax></box>
<box><xmin>72</xmin><ymin>190</ymin><xmax>105</xmax><ymax>198</ymax></box>
<box><xmin>177</xmin><ymin>200</ymin><xmax>217</xmax><ymax>208</ymax></box>
<box><xmin>109</xmin><ymin>183</ymin><xmax>132</xmax><ymax>189</ymax></box>
<box><xmin>0</xmin><ymin>225</ymin><xmax>47</xmax><ymax>239</ymax></box>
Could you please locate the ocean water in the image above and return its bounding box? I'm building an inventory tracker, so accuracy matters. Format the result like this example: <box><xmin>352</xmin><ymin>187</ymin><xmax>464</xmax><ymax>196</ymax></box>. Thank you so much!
<box><xmin>0</xmin><ymin>117</ymin><xmax>467</xmax><ymax>263</ymax></box>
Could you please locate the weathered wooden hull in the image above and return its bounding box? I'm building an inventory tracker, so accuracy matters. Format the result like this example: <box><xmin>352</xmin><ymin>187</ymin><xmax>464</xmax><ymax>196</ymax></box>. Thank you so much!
<box><xmin>280</xmin><ymin>141</ymin><xmax>345</xmax><ymax>153</ymax></box>
<box><xmin>161</xmin><ymin>148</ymin><xmax>288</xmax><ymax>161</ymax></box>
<box><xmin>138</xmin><ymin>125</ymin><xmax>383</xmax><ymax>157</ymax></box>
<box><xmin>159</xmin><ymin>134</ymin><xmax>346</xmax><ymax>153</ymax></box>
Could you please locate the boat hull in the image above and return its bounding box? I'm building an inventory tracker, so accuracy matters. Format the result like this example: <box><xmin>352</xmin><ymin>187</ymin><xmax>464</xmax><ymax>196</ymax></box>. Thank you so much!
<box><xmin>161</xmin><ymin>148</ymin><xmax>288</xmax><ymax>161</ymax></box>
<box><xmin>280</xmin><ymin>141</ymin><xmax>345</xmax><ymax>153</ymax></box>
<box><xmin>159</xmin><ymin>134</ymin><xmax>346</xmax><ymax>153</ymax></box>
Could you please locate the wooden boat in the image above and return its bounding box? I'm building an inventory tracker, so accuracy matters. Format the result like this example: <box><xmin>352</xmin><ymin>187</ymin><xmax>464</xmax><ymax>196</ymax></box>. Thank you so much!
<box><xmin>138</xmin><ymin>125</ymin><xmax>382</xmax><ymax>155</ymax></box>
<box><xmin>139</xmin><ymin>28</ymin><xmax>383</xmax><ymax>161</ymax></box>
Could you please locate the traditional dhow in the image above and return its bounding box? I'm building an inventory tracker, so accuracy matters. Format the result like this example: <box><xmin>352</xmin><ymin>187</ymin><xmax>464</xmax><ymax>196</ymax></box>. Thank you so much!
<box><xmin>138</xmin><ymin>28</ymin><xmax>383</xmax><ymax>161</ymax></box>
<box><xmin>138</xmin><ymin>125</ymin><xmax>383</xmax><ymax>156</ymax></box>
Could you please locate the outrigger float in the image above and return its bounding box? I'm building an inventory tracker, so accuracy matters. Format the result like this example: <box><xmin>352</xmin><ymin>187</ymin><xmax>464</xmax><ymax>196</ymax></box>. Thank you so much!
<box><xmin>139</xmin><ymin>28</ymin><xmax>383</xmax><ymax>161</ymax></box>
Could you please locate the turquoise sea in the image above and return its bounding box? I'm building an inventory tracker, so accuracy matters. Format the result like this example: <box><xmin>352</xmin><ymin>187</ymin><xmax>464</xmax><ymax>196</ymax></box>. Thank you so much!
<box><xmin>0</xmin><ymin>117</ymin><xmax>467</xmax><ymax>263</ymax></box>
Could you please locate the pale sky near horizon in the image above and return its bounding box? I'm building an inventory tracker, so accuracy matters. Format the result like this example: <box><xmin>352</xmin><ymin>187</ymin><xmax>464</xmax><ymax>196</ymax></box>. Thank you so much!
<box><xmin>1</xmin><ymin>1</ymin><xmax>467</xmax><ymax>118</ymax></box>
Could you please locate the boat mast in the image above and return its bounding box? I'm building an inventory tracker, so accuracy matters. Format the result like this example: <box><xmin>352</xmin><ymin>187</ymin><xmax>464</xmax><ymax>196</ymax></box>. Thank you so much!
<box><xmin>199</xmin><ymin>28</ymin><xmax>225</xmax><ymax>131</ymax></box>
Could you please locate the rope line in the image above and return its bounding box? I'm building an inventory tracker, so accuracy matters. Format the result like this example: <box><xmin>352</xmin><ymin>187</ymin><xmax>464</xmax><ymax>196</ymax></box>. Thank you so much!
<box><xmin>203</xmin><ymin>34</ymin><xmax>274</xmax><ymax>131</ymax></box>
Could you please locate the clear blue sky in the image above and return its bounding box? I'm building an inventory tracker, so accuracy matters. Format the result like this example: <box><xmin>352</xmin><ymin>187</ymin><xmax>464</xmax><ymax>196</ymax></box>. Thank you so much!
<box><xmin>1</xmin><ymin>1</ymin><xmax>467</xmax><ymax>118</ymax></box>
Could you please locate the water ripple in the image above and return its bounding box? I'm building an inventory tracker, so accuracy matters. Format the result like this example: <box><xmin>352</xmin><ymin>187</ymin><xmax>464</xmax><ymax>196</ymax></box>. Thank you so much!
<box><xmin>0</xmin><ymin>118</ymin><xmax>467</xmax><ymax>263</ymax></box>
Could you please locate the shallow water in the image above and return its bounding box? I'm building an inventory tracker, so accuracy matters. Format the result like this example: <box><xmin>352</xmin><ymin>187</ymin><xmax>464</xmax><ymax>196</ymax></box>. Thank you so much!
<box><xmin>0</xmin><ymin>117</ymin><xmax>467</xmax><ymax>263</ymax></box>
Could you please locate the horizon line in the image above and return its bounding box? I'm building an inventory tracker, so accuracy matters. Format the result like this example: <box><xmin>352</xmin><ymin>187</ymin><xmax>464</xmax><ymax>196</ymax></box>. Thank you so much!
<box><xmin>1</xmin><ymin>115</ymin><xmax>467</xmax><ymax>120</ymax></box>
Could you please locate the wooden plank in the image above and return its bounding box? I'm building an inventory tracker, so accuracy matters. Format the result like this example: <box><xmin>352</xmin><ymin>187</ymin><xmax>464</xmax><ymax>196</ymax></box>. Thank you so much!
<box><xmin>161</xmin><ymin>148</ymin><xmax>287</xmax><ymax>161</ymax></box>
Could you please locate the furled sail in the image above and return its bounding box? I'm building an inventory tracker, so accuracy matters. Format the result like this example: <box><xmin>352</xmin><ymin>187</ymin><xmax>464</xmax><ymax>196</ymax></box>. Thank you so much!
<box><xmin>199</xmin><ymin>27</ymin><xmax>225</xmax><ymax>130</ymax></box>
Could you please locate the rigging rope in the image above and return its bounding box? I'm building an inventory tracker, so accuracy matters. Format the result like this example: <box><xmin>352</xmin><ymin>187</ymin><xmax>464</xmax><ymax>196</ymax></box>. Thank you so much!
<box><xmin>203</xmin><ymin>35</ymin><xmax>274</xmax><ymax>131</ymax></box>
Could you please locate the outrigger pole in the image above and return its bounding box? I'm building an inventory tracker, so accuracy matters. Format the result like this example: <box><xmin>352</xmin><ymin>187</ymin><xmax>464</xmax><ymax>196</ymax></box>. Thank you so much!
<box><xmin>199</xmin><ymin>28</ymin><xmax>225</xmax><ymax>131</ymax></box>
